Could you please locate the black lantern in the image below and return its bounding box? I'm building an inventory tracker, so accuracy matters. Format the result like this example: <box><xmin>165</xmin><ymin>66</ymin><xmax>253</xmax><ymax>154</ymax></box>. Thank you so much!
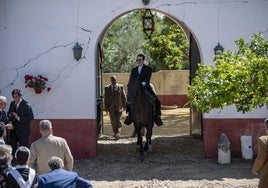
<box><xmin>142</xmin><ymin>0</ymin><xmax>150</xmax><ymax>5</ymax></box>
<box><xmin>214</xmin><ymin>42</ymin><xmax>224</xmax><ymax>55</ymax></box>
<box><xmin>72</xmin><ymin>42</ymin><xmax>83</xmax><ymax>61</ymax></box>
<box><xmin>142</xmin><ymin>9</ymin><xmax>155</xmax><ymax>39</ymax></box>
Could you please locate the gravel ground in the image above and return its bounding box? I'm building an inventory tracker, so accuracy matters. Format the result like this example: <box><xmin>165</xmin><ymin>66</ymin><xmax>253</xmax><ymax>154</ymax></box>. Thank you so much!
<box><xmin>73</xmin><ymin>108</ymin><xmax>259</xmax><ymax>188</ymax></box>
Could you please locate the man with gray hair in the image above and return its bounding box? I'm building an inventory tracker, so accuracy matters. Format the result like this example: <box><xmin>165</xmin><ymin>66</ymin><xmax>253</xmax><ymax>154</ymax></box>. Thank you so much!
<box><xmin>0</xmin><ymin>96</ymin><xmax>8</xmax><ymax>125</ymax></box>
<box><xmin>104</xmin><ymin>75</ymin><xmax>126</xmax><ymax>139</ymax></box>
<box><xmin>29</xmin><ymin>120</ymin><xmax>73</xmax><ymax>175</ymax></box>
<box><xmin>252</xmin><ymin>118</ymin><xmax>268</xmax><ymax>188</ymax></box>
<box><xmin>38</xmin><ymin>156</ymin><xmax>92</xmax><ymax>188</ymax></box>
<box><xmin>0</xmin><ymin>96</ymin><xmax>13</xmax><ymax>143</ymax></box>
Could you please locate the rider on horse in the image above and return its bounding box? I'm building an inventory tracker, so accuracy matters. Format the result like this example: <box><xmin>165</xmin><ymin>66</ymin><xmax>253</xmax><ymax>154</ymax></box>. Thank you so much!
<box><xmin>125</xmin><ymin>54</ymin><xmax>163</xmax><ymax>126</ymax></box>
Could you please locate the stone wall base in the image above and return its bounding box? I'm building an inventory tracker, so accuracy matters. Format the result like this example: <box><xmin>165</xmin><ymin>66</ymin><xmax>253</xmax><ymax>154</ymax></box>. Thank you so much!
<box><xmin>203</xmin><ymin>118</ymin><xmax>265</xmax><ymax>158</ymax></box>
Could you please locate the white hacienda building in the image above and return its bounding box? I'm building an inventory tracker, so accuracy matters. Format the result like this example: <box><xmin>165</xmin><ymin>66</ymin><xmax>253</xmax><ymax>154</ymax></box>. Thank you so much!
<box><xmin>0</xmin><ymin>0</ymin><xmax>267</xmax><ymax>158</ymax></box>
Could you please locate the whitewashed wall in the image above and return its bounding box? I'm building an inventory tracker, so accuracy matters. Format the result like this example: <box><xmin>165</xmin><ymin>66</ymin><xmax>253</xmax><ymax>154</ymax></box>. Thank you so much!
<box><xmin>0</xmin><ymin>0</ymin><xmax>267</xmax><ymax>119</ymax></box>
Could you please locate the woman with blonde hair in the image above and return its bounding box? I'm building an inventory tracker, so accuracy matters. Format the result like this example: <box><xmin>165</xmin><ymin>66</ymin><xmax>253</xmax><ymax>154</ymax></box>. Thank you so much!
<box><xmin>0</xmin><ymin>144</ymin><xmax>13</xmax><ymax>188</ymax></box>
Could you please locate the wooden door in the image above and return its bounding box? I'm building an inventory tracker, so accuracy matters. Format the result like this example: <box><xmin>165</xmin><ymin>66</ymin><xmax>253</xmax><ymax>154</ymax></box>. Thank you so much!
<box><xmin>189</xmin><ymin>34</ymin><xmax>202</xmax><ymax>138</ymax></box>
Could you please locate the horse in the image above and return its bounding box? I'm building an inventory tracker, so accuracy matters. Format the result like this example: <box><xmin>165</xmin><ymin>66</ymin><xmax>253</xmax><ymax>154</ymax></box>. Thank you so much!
<box><xmin>127</xmin><ymin>75</ymin><xmax>154</xmax><ymax>158</ymax></box>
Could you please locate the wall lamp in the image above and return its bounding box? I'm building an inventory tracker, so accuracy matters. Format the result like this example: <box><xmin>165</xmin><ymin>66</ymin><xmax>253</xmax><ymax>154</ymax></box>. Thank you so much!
<box><xmin>142</xmin><ymin>0</ymin><xmax>150</xmax><ymax>5</ymax></box>
<box><xmin>73</xmin><ymin>42</ymin><xmax>83</xmax><ymax>61</ymax></box>
<box><xmin>214</xmin><ymin>42</ymin><xmax>224</xmax><ymax>55</ymax></box>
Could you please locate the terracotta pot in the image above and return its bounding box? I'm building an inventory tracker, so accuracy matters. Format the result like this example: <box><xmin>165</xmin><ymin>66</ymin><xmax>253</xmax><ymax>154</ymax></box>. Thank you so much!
<box><xmin>34</xmin><ymin>88</ymin><xmax>42</xmax><ymax>94</ymax></box>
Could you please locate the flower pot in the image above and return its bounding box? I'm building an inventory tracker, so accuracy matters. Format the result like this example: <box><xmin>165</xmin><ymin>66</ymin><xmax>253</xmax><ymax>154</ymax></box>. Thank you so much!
<box><xmin>34</xmin><ymin>88</ymin><xmax>42</xmax><ymax>94</ymax></box>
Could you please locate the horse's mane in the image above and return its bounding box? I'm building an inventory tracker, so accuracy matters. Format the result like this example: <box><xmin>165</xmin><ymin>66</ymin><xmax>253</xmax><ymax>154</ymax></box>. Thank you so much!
<box><xmin>127</xmin><ymin>75</ymin><xmax>139</xmax><ymax>99</ymax></box>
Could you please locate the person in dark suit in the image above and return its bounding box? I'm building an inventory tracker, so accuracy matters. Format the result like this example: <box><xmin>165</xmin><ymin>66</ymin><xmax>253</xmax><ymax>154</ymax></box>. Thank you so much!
<box><xmin>38</xmin><ymin>156</ymin><xmax>92</xmax><ymax>188</ymax></box>
<box><xmin>125</xmin><ymin>54</ymin><xmax>163</xmax><ymax>126</ymax></box>
<box><xmin>7</xmin><ymin>89</ymin><xmax>34</xmax><ymax>155</ymax></box>
<box><xmin>104</xmin><ymin>75</ymin><xmax>126</xmax><ymax>139</ymax></box>
<box><xmin>6</xmin><ymin>146</ymin><xmax>38</xmax><ymax>188</ymax></box>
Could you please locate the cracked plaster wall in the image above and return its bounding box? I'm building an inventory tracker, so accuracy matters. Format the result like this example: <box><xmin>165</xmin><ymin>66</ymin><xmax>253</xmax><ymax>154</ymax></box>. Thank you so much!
<box><xmin>0</xmin><ymin>0</ymin><xmax>268</xmax><ymax>120</ymax></box>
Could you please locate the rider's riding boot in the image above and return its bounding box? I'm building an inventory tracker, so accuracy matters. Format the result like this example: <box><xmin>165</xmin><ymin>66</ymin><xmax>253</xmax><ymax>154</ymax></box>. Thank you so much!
<box><xmin>154</xmin><ymin>102</ymin><xmax>163</xmax><ymax>126</ymax></box>
<box><xmin>155</xmin><ymin>115</ymin><xmax>163</xmax><ymax>126</ymax></box>
<box><xmin>153</xmin><ymin>109</ymin><xmax>163</xmax><ymax>126</ymax></box>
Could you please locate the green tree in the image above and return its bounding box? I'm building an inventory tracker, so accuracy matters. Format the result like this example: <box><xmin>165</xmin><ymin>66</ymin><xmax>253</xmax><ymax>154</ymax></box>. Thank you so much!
<box><xmin>188</xmin><ymin>33</ymin><xmax>268</xmax><ymax>113</ymax></box>
<box><xmin>102</xmin><ymin>11</ymin><xmax>189</xmax><ymax>73</ymax></box>
<box><xmin>102</xmin><ymin>11</ymin><xmax>145</xmax><ymax>73</ymax></box>
<box><xmin>143</xmin><ymin>17</ymin><xmax>189</xmax><ymax>71</ymax></box>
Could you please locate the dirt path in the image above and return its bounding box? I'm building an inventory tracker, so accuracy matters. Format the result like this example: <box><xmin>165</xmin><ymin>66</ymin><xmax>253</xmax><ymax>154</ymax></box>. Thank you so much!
<box><xmin>73</xmin><ymin>108</ymin><xmax>259</xmax><ymax>188</ymax></box>
<box><xmin>100</xmin><ymin>108</ymin><xmax>190</xmax><ymax>137</ymax></box>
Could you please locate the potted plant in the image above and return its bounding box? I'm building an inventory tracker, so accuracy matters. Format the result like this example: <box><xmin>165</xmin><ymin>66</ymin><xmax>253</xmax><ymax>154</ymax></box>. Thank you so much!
<box><xmin>24</xmin><ymin>74</ymin><xmax>51</xmax><ymax>94</ymax></box>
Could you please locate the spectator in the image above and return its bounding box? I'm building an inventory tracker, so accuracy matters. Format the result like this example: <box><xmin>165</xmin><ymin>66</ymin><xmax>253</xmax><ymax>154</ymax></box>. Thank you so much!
<box><xmin>6</xmin><ymin>146</ymin><xmax>38</xmax><ymax>188</ymax></box>
<box><xmin>0</xmin><ymin>144</ymin><xmax>12</xmax><ymax>158</ymax></box>
<box><xmin>0</xmin><ymin>96</ymin><xmax>9</xmax><ymax>126</ymax></box>
<box><xmin>104</xmin><ymin>75</ymin><xmax>126</xmax><ymax>139</ymax></box>
<box><xmin>0</xmin><ymin>122</ymin><xmax>6</xmax><ymax>145</ymax></box>
<box><xmin>38</xmin><ymin>156</ymin><xmax>93</xmax><ymax>188</ymax></box>
<box><xmin>252</xmin><ymin>118</ymin><xmax>268</xmax><ymax>188</ymax></box>
<box><xmin>29</xmin><ymin>120</ymin><xmax>73</xmax><ymax>175</ymax></box>
<box><xmin>0</xmin><ymin>144</ymin><xmax>13</xmax><ymax>188</ymax></box>
<box><xmin>0</xmin><ymin>96</ymin><xmax>13</xmax><ymax>144</ymax></box>
<box><xmin>7</xmin><ymin>89</ymin><xmax>34</xmax><ymax>154</ymax></box>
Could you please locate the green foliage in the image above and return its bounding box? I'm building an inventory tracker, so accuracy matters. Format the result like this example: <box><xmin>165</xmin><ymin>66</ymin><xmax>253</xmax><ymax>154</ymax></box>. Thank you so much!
<box><xmin>143</xmin><ymin>20</ymin><xmax>189</xmax><ymax>71</ymax></box>
<box><xmin>188</xmin><ymin>33</ymin><xmax>268</xmax><ymax>113</ymax></box>
<box><xmin>102</xmin><ymin>10</ymin><xmax>189</xmax><ymax>73</ymax></box>
<box><xmin>102</xmin><ymin>11</ymin><xmax>144</xmax><ymax>73</ymax></box>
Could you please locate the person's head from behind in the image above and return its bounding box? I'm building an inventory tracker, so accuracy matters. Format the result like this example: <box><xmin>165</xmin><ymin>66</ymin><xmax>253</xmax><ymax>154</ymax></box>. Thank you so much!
<box><xmin>0</xmin><ymin>122</ymin><xmax>6</xmax><ymax>138</ymax></box>
<box><xmin>0</xmin><ymin>144</ymin><xmax>12</xmax><ymax>156</ymax></box>
<box><xmin>136</xmin><ymin>54</ymin><xmax>145</xmax><ymax>66</ymax></box>
<box><xmin>15</xmin><ymin>146</ymin><xmax>30</xmax><ymax>165</ymax></box>
<box><xmin>0</xmin><ymin>96</ymin><xmax>7</xmax><ymax>110</ymax></box>
<box><xmin>110</xmin><ymin>75</ymin><xmax>117</xmax><ymax>85</ymax></box>
<box><xmin>48</xmin><ymin>156</ymin><xmax>64</xmax><ymax>171</ymax></box>
<box><xmin>39</xmin><ymin>119</ymin><xmax>53</xmax><ymax>136</ymax></box>
<box><xmin>0</xmin><ymin>144</ymin><xmax>13</xmax><ymax>166</ymax></box>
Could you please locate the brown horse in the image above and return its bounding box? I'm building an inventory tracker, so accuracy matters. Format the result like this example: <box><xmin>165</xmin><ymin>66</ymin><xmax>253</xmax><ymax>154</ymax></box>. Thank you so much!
<box><xmin>127</xmin><ymin>75</ymin><xmax>154</xmax><ymax>158</ymax></box>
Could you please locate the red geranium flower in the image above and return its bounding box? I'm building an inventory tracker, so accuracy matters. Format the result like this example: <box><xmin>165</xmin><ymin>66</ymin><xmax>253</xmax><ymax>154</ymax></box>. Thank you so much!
<box><xmin>24</xmin><ymin>74</ymin><xmax>51</xmax><ymax>94</ymax></box>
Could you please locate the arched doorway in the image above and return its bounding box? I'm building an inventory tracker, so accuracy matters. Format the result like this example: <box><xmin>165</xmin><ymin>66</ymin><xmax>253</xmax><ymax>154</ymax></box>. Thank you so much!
<box><xmin>95</xmin><ymin>9</ymin><xmax>202</xmax><ymax>141</ymax></box>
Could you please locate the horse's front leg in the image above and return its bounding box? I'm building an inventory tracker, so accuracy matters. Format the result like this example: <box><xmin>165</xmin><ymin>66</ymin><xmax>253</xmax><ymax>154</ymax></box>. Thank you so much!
<box><xmin>144</xmin><ymin>123</ymin><xmax>153</xmax><ymax>152</ymax></box>
<box><xmin>135</xmin><ymin>125</ymin><xmax>143</xmax><ymax>157</ymax></box>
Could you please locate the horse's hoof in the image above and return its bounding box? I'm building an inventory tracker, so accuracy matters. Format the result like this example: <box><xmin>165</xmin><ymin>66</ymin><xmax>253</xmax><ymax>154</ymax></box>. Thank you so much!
<box><xmin>139</xmin><ymin>154</ymin><xmax>145</xmax><ymax>161</ymax></box>
<box><xmin>144</xmin><ymin>144</ymin><xmax>152</xmax><ymax>152</ymax></box>
<box><xmin>148</xmin><ymin>145</ymin><xmax>152</xmax><ymax>152</ymax></box>
<box><xmin>136</xmin><ymin>145</ymin><xmax>140</xmax><ymax>152</ymax></box>
<box><xmin>144</xmin><ymin>146</ymin><xmax>148</xmax><ymax>151</ymax></box>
